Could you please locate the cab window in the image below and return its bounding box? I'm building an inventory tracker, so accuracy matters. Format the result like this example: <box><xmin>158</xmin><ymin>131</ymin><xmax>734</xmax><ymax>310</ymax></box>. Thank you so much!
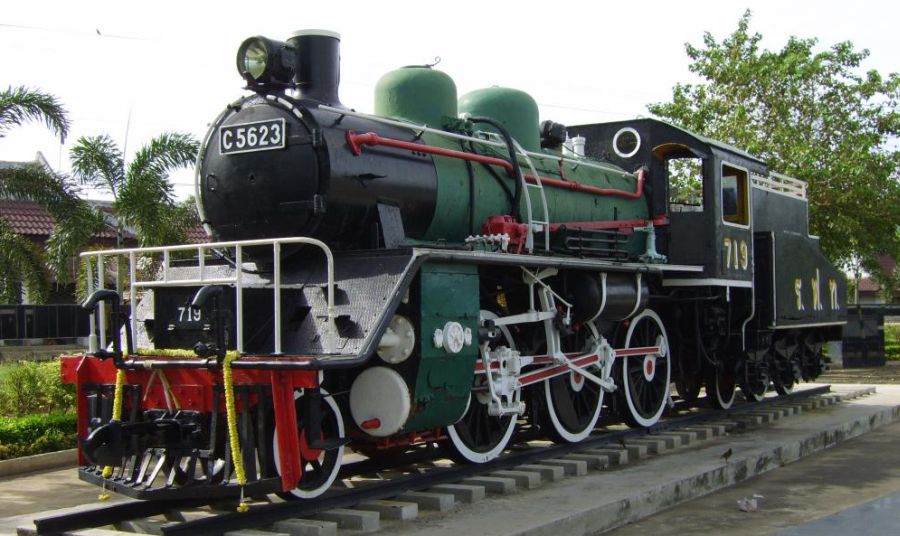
<box><xmin>721</xmin><ymin>164</ymin><xmax>749</xmax><ymax>225</ymax></box>
<box><xmin>667</xmin><ymin>157</ymin><xmax>704</xmax><ymax>212</ymax></box>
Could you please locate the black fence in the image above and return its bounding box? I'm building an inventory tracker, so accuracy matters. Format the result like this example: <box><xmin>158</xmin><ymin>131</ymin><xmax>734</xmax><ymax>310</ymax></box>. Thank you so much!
<box><xmin>0</xmin><ymin>304</ymin><xmax>91</xmax><ymax>343</ymax></box>
<box><xmin>842</xmin><ymin>304</ymin><xmax>900</xmax><ymax>368</ymax></box>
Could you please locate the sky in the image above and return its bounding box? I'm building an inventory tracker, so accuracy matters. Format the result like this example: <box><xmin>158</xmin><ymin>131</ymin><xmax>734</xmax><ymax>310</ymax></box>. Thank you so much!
<box><xmin>2</xmin><ymin>0</ymin><xmax>898</xmax><ymax>201</ymax></box>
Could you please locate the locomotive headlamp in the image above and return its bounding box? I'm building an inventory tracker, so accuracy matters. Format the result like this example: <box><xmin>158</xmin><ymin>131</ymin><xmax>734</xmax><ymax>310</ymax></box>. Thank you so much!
<box><xmin>240</xmin><ymin>39</ymin><xmax>269</xmax><ymax>79</ymax></box>
<box><xmin>236</xmin><ymin>36</ymin><xmax>294</xmax><ymax>88</ymax></box>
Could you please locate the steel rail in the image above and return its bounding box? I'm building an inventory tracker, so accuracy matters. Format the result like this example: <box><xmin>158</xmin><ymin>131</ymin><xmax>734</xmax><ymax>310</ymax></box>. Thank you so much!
<box><xmin>32</xmin><ymin>498</ymin><xmax>211</xmax><ymax>535</ymax></box>
<box><xmin>29</xmin><ymin>385</ymin><xmax>831</xmax><ymax>536</ymax></box>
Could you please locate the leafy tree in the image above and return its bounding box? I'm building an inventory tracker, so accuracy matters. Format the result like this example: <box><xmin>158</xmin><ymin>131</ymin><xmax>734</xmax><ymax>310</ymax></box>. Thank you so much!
<box><xmin>70</xmin><ymin>132</ymin><xmax>200</xmax><ymax>247</ymax></box>
<box><xmin>648</xmin><ymin>10</ymin><xmax>900</xmax><ymax>273</ymax></box>
<box><xmin>0</xmin><ymin>86</ymin><xmax>103</xmax><ymax>303</ymax></box>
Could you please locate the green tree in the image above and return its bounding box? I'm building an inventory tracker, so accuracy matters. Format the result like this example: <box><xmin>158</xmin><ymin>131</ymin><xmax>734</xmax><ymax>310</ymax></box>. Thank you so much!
<box><xmin>0</xmin><ymin>86</ymin><xmax>103</xmax><ymax>303</ymax></box>
<box><xmin>648</xmin><ymin>10</ymin><xmax>900</xmax><ymax>272</ymax></box>
<box><xmin>70</xmin><ymin>133</ymin><xmax>200</xmax><ymax>247</ymax></box>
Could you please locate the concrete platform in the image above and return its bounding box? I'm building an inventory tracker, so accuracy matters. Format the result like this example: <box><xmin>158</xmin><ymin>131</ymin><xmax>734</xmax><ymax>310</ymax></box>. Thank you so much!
<box><xmin>388</xmin><ymin>385</ymin><xmax>900</xmax><ymax>535</ymax></box>
<box><xmin>0</xmin><ymin>449</ymin><xmax>76</xmax><ymax>478</ymax></box>
<box><xmin>610</xmin><ymin>416</ymin><xmax>900</xmax><ymax>535</ymax></box>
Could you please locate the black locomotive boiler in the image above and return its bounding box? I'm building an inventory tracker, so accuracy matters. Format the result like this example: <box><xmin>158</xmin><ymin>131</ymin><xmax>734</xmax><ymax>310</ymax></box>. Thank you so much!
<box><xmin>62</xmin><ymin>29</ymin><xmax>846</xmax><ymax>502</ymax></box>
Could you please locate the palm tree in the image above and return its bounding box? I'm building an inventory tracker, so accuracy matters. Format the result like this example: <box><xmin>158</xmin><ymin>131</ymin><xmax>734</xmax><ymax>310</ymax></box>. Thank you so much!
<box><xmin>70</xmin><ymin>132</ymin><xmax>200</xmax><ymax>247</ymax></box>
<box><xmin>0</xmin><ymin>86</ymin><xmax>102</xmax><ymax>303</ymax></box>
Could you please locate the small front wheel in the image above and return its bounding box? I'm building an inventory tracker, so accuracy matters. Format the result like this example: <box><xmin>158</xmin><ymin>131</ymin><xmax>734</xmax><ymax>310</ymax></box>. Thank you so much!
<box><xmin>272</xmin><ymin>388</ymin><xmax>345</xmax><ymax>499</ymax></box>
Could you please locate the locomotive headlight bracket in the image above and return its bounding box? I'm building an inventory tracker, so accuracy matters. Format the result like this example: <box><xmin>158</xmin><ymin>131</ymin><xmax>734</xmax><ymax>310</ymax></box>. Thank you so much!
<box><xmin>236</xmin><ymin>36</ymin><xmax>295</xmax><ymax>89</ymax></box>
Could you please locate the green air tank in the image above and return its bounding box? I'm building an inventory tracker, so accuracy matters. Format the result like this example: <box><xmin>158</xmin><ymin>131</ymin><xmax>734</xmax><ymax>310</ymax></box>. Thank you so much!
<box><xmin>374</xmin><ymin>66</ymin><xmax>457</xmax><ymax>127</ymax></box>
<box><xmin>458</xmin><ymin>87</ymin><xmax>541</xmax><ymax>152</ymax></box>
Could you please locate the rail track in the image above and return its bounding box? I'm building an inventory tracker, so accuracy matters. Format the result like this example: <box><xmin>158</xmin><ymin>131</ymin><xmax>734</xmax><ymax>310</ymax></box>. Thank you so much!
<box><xmin>21</xmin><ymin>385</ymin><xmax>872</xmax><ymax>536</ymax></box>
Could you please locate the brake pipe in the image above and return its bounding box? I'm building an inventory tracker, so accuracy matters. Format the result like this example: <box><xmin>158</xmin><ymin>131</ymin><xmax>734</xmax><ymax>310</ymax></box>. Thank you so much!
<box><xmin>346</xmin><ymin>131</ymin><xmax>645</xmax><ymax>199</ymax></box>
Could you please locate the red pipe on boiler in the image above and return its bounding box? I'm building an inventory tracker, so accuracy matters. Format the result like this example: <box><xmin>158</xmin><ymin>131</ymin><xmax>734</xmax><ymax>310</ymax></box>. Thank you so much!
<box><xmin>346</xmin><ymin>131</ymin><xmax>645</xmax><ymax>199</ymax></box>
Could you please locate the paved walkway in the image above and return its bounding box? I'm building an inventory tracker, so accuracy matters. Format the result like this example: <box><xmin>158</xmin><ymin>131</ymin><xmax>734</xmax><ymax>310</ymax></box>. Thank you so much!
<box><xmin>777</xmin><ymin>489</ymin><xmax>900</xmax><ymax>536</ymax></box>
<box><xmin>607</xmin><ymin>418</ymin><xmax>900</xmax><ymax>535</ymax></box>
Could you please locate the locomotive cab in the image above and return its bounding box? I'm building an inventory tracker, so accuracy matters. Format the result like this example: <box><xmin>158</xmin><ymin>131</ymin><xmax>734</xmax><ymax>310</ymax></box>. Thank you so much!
<box><xmin>570</xmin><ymin>118</ymin><xmax>763</xmax><ymax>287</ymax></box>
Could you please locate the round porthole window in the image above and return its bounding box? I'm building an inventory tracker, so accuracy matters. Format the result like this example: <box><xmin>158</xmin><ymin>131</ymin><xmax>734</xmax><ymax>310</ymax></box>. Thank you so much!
<box><xmin>612</xmin><ymin>127</ymin><xmax>641</xmax><ymax>158</ymax></box>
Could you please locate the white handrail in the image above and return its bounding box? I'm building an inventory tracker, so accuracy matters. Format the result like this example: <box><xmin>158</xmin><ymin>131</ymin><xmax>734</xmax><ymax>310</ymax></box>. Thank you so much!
<box><xmin>81</xmin><ymin>236</ymin><xmax>339</xmax><ymax>355</ymax></box>
<box><xmin>751</xmin><ymin>172</ymin><xmax>807</xmax><ymax>200</ymax></box>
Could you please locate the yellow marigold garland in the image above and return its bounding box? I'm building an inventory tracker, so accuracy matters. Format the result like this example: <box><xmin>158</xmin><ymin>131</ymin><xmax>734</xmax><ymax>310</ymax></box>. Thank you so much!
<box><xmin>98</xmin><ymin>368</ymin><xmax>125</xmax><ymax>501</ymax></box>
<box><xmin>222</xmin><ymin>352</ymin><xmax>250</xmax><ymax>512</ymax></box>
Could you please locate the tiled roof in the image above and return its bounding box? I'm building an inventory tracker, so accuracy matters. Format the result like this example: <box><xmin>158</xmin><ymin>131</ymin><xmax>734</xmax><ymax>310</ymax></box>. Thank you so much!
<box><xmin>2</xmin><ymin>153</ymin><xmax>207</xmax><ymax>245</ymax></box>
<box><xmin>0</xmin><ymin>199</ymin><xmax>207</xmax><ymax>243</ymax></box>
<box><xmin>858</xmin><ymin>277</ymin><xmax>881</xmax><ymax>293</ymax></box>
<box><xmin>0</xmin><ymin>199</ymin><xmax>125</xmax><ymax>240</ymax></box>
<box><xmin>185</xmin><ymin>224</ymin><xmax>210</xmax><ymax>244</ymax></box>
<box><xmin>0</xmin><ymin>200</ymin><xmax>62</xmax><ymax>237</ymax></box>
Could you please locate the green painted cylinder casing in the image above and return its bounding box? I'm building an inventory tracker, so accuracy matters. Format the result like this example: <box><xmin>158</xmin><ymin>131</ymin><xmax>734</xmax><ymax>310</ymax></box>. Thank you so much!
<box><xmin>458</xmin><ymin>87</ymin><xmax>541</xmax><ymax>152</ymax></box>
<box><xmin>374</xmin><ymin>66</ymin><xmax>458</xmax><ymax>127</ymax></box>
<box><xmin>402</xmin><ymin>263</ymin><xmax>480</xmax><ymax>432</ymax></box>
<box><xmin>419</xmin><ymin>128</ymin><xmax>649</xmax><ymax>256</ymax></box>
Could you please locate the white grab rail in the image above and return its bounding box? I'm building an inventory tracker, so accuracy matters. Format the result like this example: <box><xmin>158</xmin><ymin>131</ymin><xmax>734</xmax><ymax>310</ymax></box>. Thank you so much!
<box><xmin>81</xmin><ymin>236</ymin><xmax>339</xmax><ymax>355</ymax></box>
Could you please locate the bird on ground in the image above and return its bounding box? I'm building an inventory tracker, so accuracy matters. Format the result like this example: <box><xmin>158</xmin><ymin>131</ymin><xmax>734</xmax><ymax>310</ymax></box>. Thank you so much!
<box><xmin>618</xmin><ymin>436</ymin><xmax>627</xmax><ymax>450</ymax></box>
<box><xmin>720</xmin><ymin>447</ymin><xmax>733</xmax><ymax>462</ymax></box>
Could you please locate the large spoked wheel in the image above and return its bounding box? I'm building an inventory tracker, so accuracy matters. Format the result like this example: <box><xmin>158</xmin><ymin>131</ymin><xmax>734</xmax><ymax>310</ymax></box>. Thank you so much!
<box><xmin>541</xmin><ymin>322</ymin><xmax>604</xmax><ymax>443</ymax></box>
<box><xmin>619</xmin><ymin>309</ymin><xmax>671</xmax><ymax>428</ymax></box>
<box><xmin>446</xmin><ymin>311</ymin><xmax>518</xmax><ymax>464</ymax></box>
<box><xmin>273</xmin><ymin>389</ymin><xmax>345</xmax><ymax>499</ymax></box>
<box><xmin>739</xmin><ymin>361</ymin><xmax>769</xmax><ymax>402</ymax></box>
<box><xmin>706</xmin><ymin>364</ymin><xmax>737</xmax><ymax>409</ymax></box>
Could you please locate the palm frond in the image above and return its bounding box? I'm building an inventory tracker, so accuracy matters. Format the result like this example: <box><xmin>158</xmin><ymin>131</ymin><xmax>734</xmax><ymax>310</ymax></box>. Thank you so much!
<box><xmin>44</xmin><ymin>205</ymin><xmax>104</xmax><ymax>282</ymax></box>
<box><xmin>114</xmin><ymin>133</ymin><xmax>199</xmax><ymax>246</ymax></box>
<box><xmin>0</xmin><ymin>219</ymin><xmax>50</xmax><ymax>303</ymax></box>
<box><xmin>70</xmin><ymin>134</ymin><xmax>125</xmax><ymax>195</ymax></box>
<box><xmin>0</xmin><ymin>163</ymin><xmax>77</xmax><ymax>206</ymax></box>
<box><xmin>0</xmin><ymin>86</ymin><xmax>70</xmax><ymax>142</ymax></box>
<box><xmin>115</xmin><ymin>169</ymin><xmax>179</xmax><ymax>246</ymax></box>
<box><xmin>127</xmin><ymin>132</ymin><xmax>200</xmax><ymax>196</ymax></box>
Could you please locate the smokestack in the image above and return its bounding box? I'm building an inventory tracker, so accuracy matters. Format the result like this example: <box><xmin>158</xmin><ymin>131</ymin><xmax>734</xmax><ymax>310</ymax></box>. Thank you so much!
<box><xmin>286</xmin><ymin>29</ymin><xmax>342</xmax><ymax>106</ymax></box>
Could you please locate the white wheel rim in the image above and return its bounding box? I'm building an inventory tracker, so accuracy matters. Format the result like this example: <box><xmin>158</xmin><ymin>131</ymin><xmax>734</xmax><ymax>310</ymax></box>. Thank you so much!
<box><xmin>447</xmin><ymin>310</ymin><xmax>518</xmax><ymax>463</ymax></box>
<box><xmin>544</xmin><ymin>322</ymin><xmax>604</xmax><ymax>443</ymax></box>
<box><xmin>273</xmin><ymin>388</ymin><xmax>345</xmax><ymax>499</ymax></box>
<box><xmin>713</xmin><ymin>371</ymin><xmax>736</xmax><ymax>409</ymax></box>
<box><xmin>745</xmin><ymin>387</ymin><xmax>766</xmax><ymax>402</ymax></box>
<box><xmin>621</xmin><ymin>309</ymin><xmax>671</xmax><ymax>427</ymax></box>
<box><xmin>742</xmin><ymin>368</ymin><xmax>768</xmax><ymax>402</ymax></box>
<box><xmin>446</xmin><ymin>404</ymin><xmax>517</xmax><ymax>463</ymax></box>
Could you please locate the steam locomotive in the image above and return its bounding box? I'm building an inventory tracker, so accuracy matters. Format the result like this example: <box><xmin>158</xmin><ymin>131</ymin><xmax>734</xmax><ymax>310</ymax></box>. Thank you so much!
<box><xmin>61</xmin><ymin>29</ymin><xmax>846</xmax><ymax>501</ymax></box>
